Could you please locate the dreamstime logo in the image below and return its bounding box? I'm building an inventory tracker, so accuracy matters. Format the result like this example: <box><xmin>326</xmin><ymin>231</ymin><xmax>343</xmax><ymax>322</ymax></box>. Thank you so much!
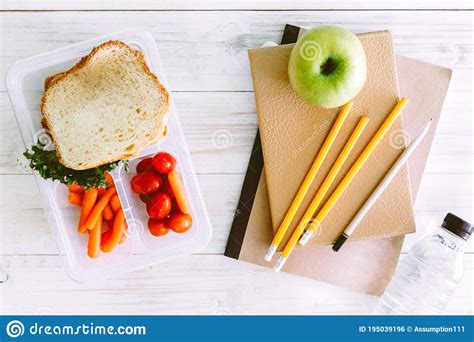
<box><xmin>4</xmin><ymin>321</ymin><xmax>146</xmax><ymax>338</ymax></box>
<box><xmin>6</xmin><ymin>320</ymin><xmax>24</xmax><ymax>338</ymax></box>
<box><xmin>223</xmin><ymin>208</ymin><xmax>241</xmax><ymax>228</ymax></box>
<box><xmin>301</xmin><ymin>217</ymin><xmax>322</xmax><ymax>237</ymax></box>
<box><xmin>389</xmin><ymin>129</ymin><xmax>410</xmax><ymax>149</ymax></box>
<box><xmin>125</xmin><ymin>217</ymin><xmax>145</xmax><ymax>239</ymax></box>
<box><xmin>33</xmin><ymin>128</ymin><xmax>54</xmax><ymax>149</ymax></box>
<box><xmin>212</xmin><ymin>129</ymin><xmax>233</xmax><ymax>149</ymax></box>
<box><xmin>292</xmin><ymin>119</ymin><xmax>330</xmax><ymax>158</ymax></box>
<box><xmin>299</xmin><ymin>41</ymin><xmax>322</xmax><ymax>61</ymax></box>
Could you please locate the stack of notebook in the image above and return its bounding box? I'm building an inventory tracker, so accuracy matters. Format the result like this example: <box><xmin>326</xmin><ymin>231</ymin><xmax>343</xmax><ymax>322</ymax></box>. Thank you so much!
<box><xmin>225</xmin><ymin>25</ymin><xmax>452</xmax><ymax>295</ymax></box>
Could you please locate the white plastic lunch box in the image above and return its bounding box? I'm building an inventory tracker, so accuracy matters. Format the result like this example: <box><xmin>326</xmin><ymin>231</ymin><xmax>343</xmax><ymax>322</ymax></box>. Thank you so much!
<box><xmin>5</xmin><ymin>29</ymin><xmax>212</xmax><ymax>282</ymax></box>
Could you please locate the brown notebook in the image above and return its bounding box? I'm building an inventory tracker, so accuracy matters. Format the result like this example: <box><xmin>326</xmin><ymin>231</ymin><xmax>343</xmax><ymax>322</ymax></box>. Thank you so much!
<box><xmin>248</xmin><ymin>31</ymin><xmax>416</xmax><ymax>246</ymax></box>
<box><xmin>225</xmin><ymin>25</ymin><xmax>452</xmax><ymax>295</ymax></box>
<box><xmin>238</xmin><ymin>50</ymin><xmax>453</xmax><ymax>293</ymax></box>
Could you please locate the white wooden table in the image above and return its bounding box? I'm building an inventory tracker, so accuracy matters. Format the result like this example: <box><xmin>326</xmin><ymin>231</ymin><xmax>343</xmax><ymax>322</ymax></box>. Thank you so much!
<box><xmin>1</xmin><ymin>0</ymin><xmax>472</xmax><ymax>315</ymax></box>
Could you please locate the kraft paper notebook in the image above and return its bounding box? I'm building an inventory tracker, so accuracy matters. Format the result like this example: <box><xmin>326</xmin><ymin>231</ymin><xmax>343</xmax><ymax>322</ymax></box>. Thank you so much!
<box><xmin>249</xmin><ymin>30</ymin><xmax>416</xmax><ymax>247</ymax></box>
<box><xmin>225</xmin><ymin>25</ymin><xmax>452</xmax><ymax>295</ymax></box>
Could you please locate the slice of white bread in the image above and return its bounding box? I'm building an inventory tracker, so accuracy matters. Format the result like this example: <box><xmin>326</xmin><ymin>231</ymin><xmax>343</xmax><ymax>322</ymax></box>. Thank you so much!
<box><xmin>41</xmin><ymin>40</ymin><xmax>169</xmax><ymax>170</ymax></box>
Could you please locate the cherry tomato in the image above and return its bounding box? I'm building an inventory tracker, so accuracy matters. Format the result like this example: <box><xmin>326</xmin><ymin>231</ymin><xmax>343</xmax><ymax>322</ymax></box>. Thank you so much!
<box><xmin>148</xmin><ymin>218</ymin><xmax>169</xmax><ymax>236</ymax></box>
<box><xmin>152</xmin><ymin>152</ymin><xmax>176</xmax><ymax>174</ymax></box>
<box><xmin>136</xmin><ymin>158</ymin><xmax>154</xmax><ymax>173</ymax></box>
<box><xmin>168</xmin><ymin>213</ymin><xmax>193</xmax><ymax>233</ymax></box>
<box><xmin>130</xmin><ymin>172</ymin><xmax>162</xmax><ymax>195</ymax></box>
<box><xmin>161</xmin><ymin>179</ymin><xmax>174</xmax><ymax>198</ymax></box>
<box><xmin>147</xmin><ymin>192</ymin><xmax>172</xmax><ymax>219</ymax></box>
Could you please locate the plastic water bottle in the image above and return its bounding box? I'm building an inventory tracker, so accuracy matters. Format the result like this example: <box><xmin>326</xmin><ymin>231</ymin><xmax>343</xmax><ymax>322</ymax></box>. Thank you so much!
<box><xmin>380</xmin><ymin>213</ymin><xmax>473</xmax><ymax>314</ymax></box>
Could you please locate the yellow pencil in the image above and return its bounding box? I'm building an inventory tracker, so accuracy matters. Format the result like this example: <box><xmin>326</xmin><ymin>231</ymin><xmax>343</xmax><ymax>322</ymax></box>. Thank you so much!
<box><xmin>264</xmin><ymin>101</ymin><xmax>353</xmax><ymax>261</ymax></box>
<box><xmin>273</xmin><ymin>115</ymin><xmax>369</xmax><ymax>271</ymax></box>
<box><xmin>299</xmin><ymin>97</ymin><xmax>409</xmax><ymax>246</ymax></box>
<box><xmin>274</xmin><ymin>97</ymin><xmax>408</xmax><ymax>272</ymax></box>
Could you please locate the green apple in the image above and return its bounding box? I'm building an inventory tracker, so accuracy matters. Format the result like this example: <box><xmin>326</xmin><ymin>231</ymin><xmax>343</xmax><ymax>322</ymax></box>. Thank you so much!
<box><xmin>288</xmin><ymin>26</ymin><xmax>367</xmax><ymax>109</ymax></box>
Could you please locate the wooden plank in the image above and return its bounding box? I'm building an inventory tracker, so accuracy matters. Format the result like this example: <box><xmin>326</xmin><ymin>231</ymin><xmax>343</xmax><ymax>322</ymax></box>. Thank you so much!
<box><xmin>1</xmin><ymin>92</ymin><xmax>472</xmax><ymax>176</ymax></box>
<box><xmin>0</xmin><ymin>11</ymin><xmax>472</xmax><ymax>92</ymax></box>
<box><xmin>0</xmin><ymin>254</ymin><xmax>471</xmax><ymax>314</ymax></box>
<box><xmin>1</xmin><ymin>174</ymin><xmax>472</xmax><ymax>255</ymax></box>
<box><xmin>1</xmin><ymin>0</ymin><xmax>473</xmax><ymax>11</ymax></box>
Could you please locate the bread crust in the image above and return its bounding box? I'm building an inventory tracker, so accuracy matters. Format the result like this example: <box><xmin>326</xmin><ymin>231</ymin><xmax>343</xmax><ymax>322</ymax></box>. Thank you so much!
<box><xmin>41</xmin><ymin>40</ymin><xmax>170</xmax><ymax>170</ymax></box>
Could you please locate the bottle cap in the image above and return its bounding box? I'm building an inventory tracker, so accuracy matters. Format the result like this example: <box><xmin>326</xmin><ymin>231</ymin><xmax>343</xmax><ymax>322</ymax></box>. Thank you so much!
<box><xmin>441</xmin><ymin>213</ymin><xmax>473</xmax><ymax>241</ymax></box>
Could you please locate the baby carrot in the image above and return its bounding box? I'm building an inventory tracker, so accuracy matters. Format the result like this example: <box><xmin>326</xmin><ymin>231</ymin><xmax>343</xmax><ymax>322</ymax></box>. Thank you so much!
<box><xmin>100</xmin><ymin>229</ymin><xmax>113</xmax><ymax>246</ymax></box>
<box><xmin>87</xmin><ymin>214</ymin><xmax>103</xmax><ymax>259</ymax></box>
<box><xmin>68</xmin><ymin>184</ymin><xmax>84</xmax><ymax>193</ymax></box>
<box><xmin>84</xmin><ymin>187</ymin><xmax>116</xmax><ymax>231</ymax></box>
<box><xmin>104</xmin><ymin>219</ymin><xmax>114</xmax><ymax>230</ymax></box>
<box><xmin>105</xmin><ymin>172</ymin><xmax>114</xmax><ymax>187</ymax></box>
<box><xmin>97</xmin><ymin>187</ymin><xmax>107</xmax><ymax>198</ymax></box>
<box><xmin>78</xmin><ymin>188</ymin><xmax>98</xmax><ymax>233</ymax></box>
<box><xmin>110</xmin><ymin>194</ymin><xmax>122</xmax><ymax>212</ymax></box>
<box><xmin>101</xmin><ymin>209</ymin><xmax>125</xmax><ymax>253</ymax></box>
<box><xmin>168</xmin><ymin>170</ymin><xmax>191</xmax><ymax>214</ymax></box>
<box><xmin>68</xmin><ymin>192</ymin><xmax>83</xmax><ymax>206</ymax></box>
<box><xmin>103</xmin><ymin>204</ymin><xmax>114</xmax><ymax>221</ymax></box>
